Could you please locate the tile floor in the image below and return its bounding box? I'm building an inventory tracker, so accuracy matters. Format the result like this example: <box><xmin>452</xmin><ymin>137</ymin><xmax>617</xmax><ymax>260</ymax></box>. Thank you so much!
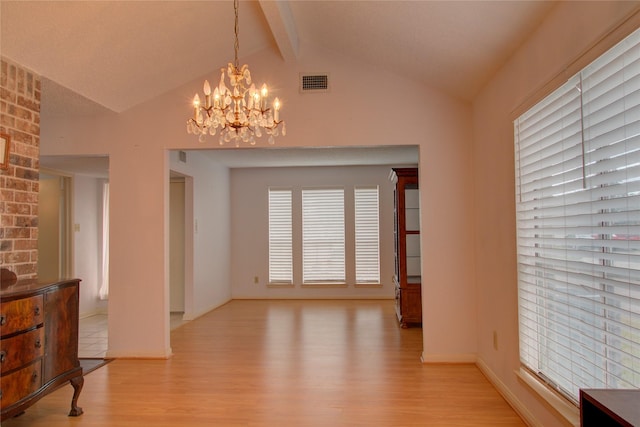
<box><xmin>78</xmin><ymin>312</ymin><xmax>188</xmax><ymax>358</ymax></box>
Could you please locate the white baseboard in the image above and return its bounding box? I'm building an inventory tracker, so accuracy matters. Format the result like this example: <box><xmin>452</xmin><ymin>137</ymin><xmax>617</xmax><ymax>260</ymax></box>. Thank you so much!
<box><xmin>476</xmin><ymin>358</ymin><xmax>542</xmax><ymax>427</ymax></box>
<box><xmin>420</xmin><ymin>352</ymin><xmax>477</xmax><ymax>363</ymax></box>
<box><xmin>182</xmin><ymin>299</ymin><xmax>232</xmax><ymax>321</ymax></box>
<box><xmin>105</xmin><ymin>346</ymin><xmax>173</xmax><ymax>360</ymax></box>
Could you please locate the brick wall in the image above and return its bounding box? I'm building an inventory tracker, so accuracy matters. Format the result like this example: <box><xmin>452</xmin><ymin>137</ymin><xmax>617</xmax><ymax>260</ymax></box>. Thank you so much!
<box><xmin>0</xmin><ymin>57</ymin><xmax>41</xmax><ymax>279</ymax></box>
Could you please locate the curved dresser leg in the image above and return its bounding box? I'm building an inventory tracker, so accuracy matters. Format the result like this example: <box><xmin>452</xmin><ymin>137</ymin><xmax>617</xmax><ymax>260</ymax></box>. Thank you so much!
<box><xmin>68</xmin><ymin>375</ymin><xmax>84</xmax><ymax>416</ymax></box>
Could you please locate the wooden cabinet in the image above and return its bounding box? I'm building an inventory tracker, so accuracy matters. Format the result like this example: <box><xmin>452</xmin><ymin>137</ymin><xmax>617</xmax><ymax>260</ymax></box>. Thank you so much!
<box><xmin>390</xmin><ymin>168</ymin><xmax>422</xmax><ymax>328</ymax></box>
<box><xmin>580</xmin><ymin>389</ymin><xmax>640</xmax><ymax>427</ymax></box>
<box><xmin>0</xmin><ymin>272</ymin><xmax>83</xmax><ymax>421</ymax></box>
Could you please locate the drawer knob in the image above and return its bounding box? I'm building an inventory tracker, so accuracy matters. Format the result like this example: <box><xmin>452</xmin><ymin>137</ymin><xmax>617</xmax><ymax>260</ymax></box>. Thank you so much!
<box><xmin>0</xmin><ymin>315</ymin><xmax>5</xmax><ymax>326</ymax></box>
<box><xmin>34</xmin><ymin>306</ymin><xmax>41</xmax><ymax>316</ymax></box>
<box><xmin>31</xmin><ymin>371</ymin><xmax>38</xmax><ymax>383</ymax></box>
<box><xmin>0</xmin><ymin>351</ymin><xmax>5</xmax><ymax>363</ymax></box>
<box><xmin>35</xmin><ymin>338</ymin><xmax>42</xmax><ymax>349</ymax></box>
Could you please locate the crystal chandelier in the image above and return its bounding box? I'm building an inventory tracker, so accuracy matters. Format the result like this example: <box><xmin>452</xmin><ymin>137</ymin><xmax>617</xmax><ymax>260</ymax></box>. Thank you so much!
<box><xmin>187</xmin><ymin>0</ymin><xmax>285</xmax><ymax>146</ymax></box>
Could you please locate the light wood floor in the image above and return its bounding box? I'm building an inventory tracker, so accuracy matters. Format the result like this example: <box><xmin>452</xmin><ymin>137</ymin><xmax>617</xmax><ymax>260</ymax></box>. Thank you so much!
<box><xmin>4</xmin><ymin>300</ymin><xmax>526</xmax><ymax>426</ymax></box>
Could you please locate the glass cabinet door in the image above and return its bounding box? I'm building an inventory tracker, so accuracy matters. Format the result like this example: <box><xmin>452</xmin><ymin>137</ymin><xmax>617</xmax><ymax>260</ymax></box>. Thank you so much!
<box><xmin>404</xmin><ymin>187</ymin><xmax>420</xmax><ymax>283</ymax></box>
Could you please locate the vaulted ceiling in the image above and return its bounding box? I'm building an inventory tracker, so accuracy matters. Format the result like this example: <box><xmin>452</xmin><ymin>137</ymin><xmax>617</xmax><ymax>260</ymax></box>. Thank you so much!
<box><xmin>1</xmin><ymin>1</ymin><xmax>557</xmax><ymax>171</ymax></box>
<box><xmin>2</xmin><ymin>0</ymin><xmax>556</xmax><ymax>116</ymax></box>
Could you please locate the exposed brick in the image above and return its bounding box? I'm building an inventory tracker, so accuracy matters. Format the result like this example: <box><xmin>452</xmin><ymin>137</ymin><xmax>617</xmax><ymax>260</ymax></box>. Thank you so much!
<box><xmin>0</xmin><ymin>87</ymin><xmax>16</xmax><ymax>103</ymax></box>
<box><xmin>14</xmin><ymin>215</ymin><xmax>37</xmax><ymax>228</ymax></box>
<box><xmin>1</xmin><ymin>214</ymin><xmax>11</xmax><ymax>227</ymax></box>
<box><xmin>5</xmin><ymin>227</ymin><xmax>32</xmax><ymax>239</ymax></box>
<box><xmin>11</xmin><ymin>130</ymin><xmax>34</xmax><ymax>145</ymax></box>
<box><xmin>17</xmin><ymin>68</ymin><xmax>24</xmax><ymax>94</ymax></box>
<box><xmin>0</xmin><ymin>189</ymin><xmax>13</xmax><ymax>202</ymax></box>
<box><xmin>14</xmin><ymin>191</ymin><xmax>38</xmax><ymax>204</ymax></box>
<box><xmin>12</xmin><ymin>154</ymin><xmax>32</xmax><ymax>168</ymax></box>
<box><xmin>15</xmin><ymin>262</ymin><xmax>37</xmax><ymax>277</ymax></box>
<box><xmin>1</xmin><ymin>61</ymin><xmax>7</xmax><ymax>87</ymax></box>
<box><xmin>13</xmin><ymin>239</ymin><xmax>37</xmax><ymax>250</ymax></box>
<box><xmin>8</xmin><ymin>64</ymin><xmax>16</xmax><ymax>91</ymax></box>
<box><xmin>4</xmin><ymin>178</ymin><xmax>29</xmax><ymax>192</ymax></box>
<box><xmin>17</xmin><ymin>95</ymin><xmax>39</xmax><ymax>112</ymax></box>
<box><xmin>26</xmin><ymin>73</ymin><xmax>33</xmax><ymax>97</ymax></box>
<box><xmin>5</xmin><ymin>248</ymin><xmax>30</xmax><ymax>262</ymax></box>
<box><xmin>1</xmin><ymin>58</ymin><xmax>40</xmax><ymax>280</ymax></box>
<box><xmin>8</xmin><ymin>104</ymin><xmax>33</xmax><ymax>121</ymax></box>
<box><xmin>14</xmin><ymin>167</ymin><xmax>38</xmax><ymax>181</ymax></box>
<box><xmin>4</xmin><ymin>202</ymin><xmax>30</xmax><ymax>216</ymax></box>
<box><xmin>1</xmin><ymin>114</ymin><xmax>15</xmax><ymax>128</ymax></box>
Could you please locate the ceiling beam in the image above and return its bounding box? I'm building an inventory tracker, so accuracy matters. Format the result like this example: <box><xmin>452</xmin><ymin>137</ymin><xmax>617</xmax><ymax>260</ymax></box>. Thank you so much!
<box><xmin>258</xmin><ymin>0</ymin><xmax>299</xmax><ymax>62</ymax></box>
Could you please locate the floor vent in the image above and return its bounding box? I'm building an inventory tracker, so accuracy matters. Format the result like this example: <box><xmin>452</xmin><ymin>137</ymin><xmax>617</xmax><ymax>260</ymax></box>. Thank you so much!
<box><xmin>300</xmin><ymin>73</ymin><xmax>329</xmax><ymax>93</ymax></box>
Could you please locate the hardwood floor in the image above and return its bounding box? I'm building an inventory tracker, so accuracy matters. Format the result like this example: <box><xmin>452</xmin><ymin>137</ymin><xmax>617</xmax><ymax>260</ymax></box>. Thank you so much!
<box><xmin>3</xmin><ymin>300</ymin><xmax>526</xmax><ymax>426</ymax></box>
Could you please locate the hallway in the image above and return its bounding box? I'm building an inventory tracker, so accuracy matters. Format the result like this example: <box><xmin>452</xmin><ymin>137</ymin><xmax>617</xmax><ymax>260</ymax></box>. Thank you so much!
<box><xmin>5</xmin><ymin>300</ymin><xmax>525</xmax><ymax>426</ymax></box>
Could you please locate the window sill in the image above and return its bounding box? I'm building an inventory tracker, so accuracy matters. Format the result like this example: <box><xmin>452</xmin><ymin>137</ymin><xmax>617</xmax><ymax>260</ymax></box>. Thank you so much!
<box><xmin>266</xmin><ymin>283</ymin><xmax>295</xmax><ymax>288</ymax></box>
<box><xmin>354</xmin><ymin>283</ymin><xmax>383</xmax><ymax>288</ymax></box>
<box><xmin>515</xmin><ymin>367</ymin><xmax>579</xmax><ymax>427</ymax></box>
<box><xmin>301</xmin><ymin>283</ymin><xmax>348</xmax><ymax>288</ymax></box>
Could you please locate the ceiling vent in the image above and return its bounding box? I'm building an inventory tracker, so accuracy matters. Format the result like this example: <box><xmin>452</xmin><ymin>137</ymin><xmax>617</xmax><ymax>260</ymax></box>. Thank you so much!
<box><xmin>300</xmin><ymin>73</ymin><xmax>330</xmax><ymax>93</ymax></box>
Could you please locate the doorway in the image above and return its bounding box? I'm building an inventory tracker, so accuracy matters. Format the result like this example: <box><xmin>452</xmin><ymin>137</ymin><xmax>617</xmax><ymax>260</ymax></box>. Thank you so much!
<box><xmin>37</xmin><ymin>172</ymin><xmax>72</xmax><ymax>280</ymax></box>
<box><xmin>170</xmin><ymin>176</ymin><xmax>185</xmax><ymax>313</ymax></box>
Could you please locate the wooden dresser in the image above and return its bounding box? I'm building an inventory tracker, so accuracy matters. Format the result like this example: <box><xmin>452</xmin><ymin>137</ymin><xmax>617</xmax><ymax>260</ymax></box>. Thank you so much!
<box><xmin>0</xmin><ymin>271</ymin><xmax>83</xmax><ymax>421</ymax></box>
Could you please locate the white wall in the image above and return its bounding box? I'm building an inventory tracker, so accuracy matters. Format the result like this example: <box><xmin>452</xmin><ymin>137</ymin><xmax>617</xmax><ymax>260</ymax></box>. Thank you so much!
<box><xmin>41</xmin><ymin>43</ymin><xmax>474</xmax><ymax>360</ymax></box>
<box><xmin>169</xmin><ymin>150</ymin><xmax>232</xmax><ymax>321</ymax></box>
<box><xmin>472</xmin><ymin>3</ymin><xmax>640</xmax><ymax>426</ymax></box>
<box><xmin>230</xmin><ymin>165</ymin><xmax>406</xmax><ymax>299</ymax></box>
<box><xmin>73</xmin><ymin>174</ymin><xmax>107</xmax><ymax>317</ymax></box>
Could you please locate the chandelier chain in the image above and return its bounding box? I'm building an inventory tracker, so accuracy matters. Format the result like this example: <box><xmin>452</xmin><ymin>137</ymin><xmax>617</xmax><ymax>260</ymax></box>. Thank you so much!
<box><xmin>234</xmin><ymin>0</ymin><xmax>240</xmax><ymax>69</ymax></box>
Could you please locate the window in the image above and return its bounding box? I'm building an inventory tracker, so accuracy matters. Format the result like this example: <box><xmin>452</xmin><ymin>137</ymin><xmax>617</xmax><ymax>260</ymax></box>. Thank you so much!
<box><xmin>268</xmin><ymin>188</ymin><xmax>292</xmax><ymax>284</ymax></box>
<box><xmin>302</xmin><ymin>188</ymin><xmax>345</xmax><ymax>283</ymax></box>
<box><xmin>514</xmin><ymin>28</ymin><xmax>640</xmax><ymax>402</ymax></box>
<box><xmin>355</xmin><ymin>186</ymin><xmax>380</xmax><ymax>283</ymax></box>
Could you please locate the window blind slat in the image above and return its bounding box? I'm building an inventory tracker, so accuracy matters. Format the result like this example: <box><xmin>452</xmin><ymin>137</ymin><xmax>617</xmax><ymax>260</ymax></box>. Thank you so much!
<box><xmin>514</xmin><ymin>27</ymin><xmax>640</xmax><ymax>401</ymax></box>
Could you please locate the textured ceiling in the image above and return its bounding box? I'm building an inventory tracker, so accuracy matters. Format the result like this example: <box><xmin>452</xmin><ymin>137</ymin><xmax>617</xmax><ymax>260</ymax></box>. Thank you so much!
<box><xmin>1</xmin><ymin>0</ymin><xmax>556</xmax><ymax>171</ymax></box>
<box><xmin>1</xmin><ymin>0</ymin><xmax>556</xmax><ymax>113</ymax></box>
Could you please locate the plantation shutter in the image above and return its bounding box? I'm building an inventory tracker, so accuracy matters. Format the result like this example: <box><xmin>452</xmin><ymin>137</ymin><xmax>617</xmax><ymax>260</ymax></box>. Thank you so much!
<box><xmin>268</xmin><ymin>188</ymin><xmax>293</xmax><ymax>284</ymax></box>
<box><xmin>302</xmin><ymin>188</ymin><xmax>345</xmax><ymax>283</ymax></box>
<box><xmin>355</xmin><ymin>186</ymin><xmax>380</xmax><ymax>283</ymax></box>
<box><xmin>514</xmin><ymin>28</ymin><xmax>640</xmax><ymax>401</ymax></box>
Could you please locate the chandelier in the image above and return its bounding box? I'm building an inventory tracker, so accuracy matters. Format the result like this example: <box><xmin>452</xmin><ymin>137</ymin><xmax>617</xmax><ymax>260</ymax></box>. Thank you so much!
<box><xmin>187</xmin><ymin>0</ymin><xmax>285</xmax><ymax>146</ymax></box>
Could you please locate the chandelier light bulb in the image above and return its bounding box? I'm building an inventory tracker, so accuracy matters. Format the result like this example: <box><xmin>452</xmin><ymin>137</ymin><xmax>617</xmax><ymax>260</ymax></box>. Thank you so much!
<box><xmin>274</xmin><ymin>98</ymin><xmax>281</xmax><ymax>122</ymax></box>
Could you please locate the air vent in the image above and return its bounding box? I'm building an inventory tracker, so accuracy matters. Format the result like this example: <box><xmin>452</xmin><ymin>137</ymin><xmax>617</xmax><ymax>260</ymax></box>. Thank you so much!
<box><xmin>300</xmin><ymin>73</ymin><xmax>329</xmax><ymax>93</ymax></box>
<box><xmin>179</xmin><ymin>150</ymin><xmax>187</xmax><ymax>163</ymax></box>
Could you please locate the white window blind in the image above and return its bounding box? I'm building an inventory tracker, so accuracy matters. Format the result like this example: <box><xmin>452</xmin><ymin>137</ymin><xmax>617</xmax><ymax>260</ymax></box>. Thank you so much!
<box><xmin>514</xmin><ymin>28</ymin><xmax>640</xmax><ymax>402</ymax></box>
<box><xmin>268</xmin><ymin>188</ymin><xmax>293</xmax><ymax>284</ymax></box>
<box><xmin>302</xmin><ymin>188</ymin><xmax>345</xmax><ymax>283</ymax></box>
<box><xmin>355</xmin><ymin>186</ymin><xmax>380</xmax><ymax>283</ymax></box>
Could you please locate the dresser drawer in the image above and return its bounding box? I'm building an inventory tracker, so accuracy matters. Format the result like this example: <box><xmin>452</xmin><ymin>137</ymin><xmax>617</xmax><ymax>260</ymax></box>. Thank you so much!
<box><xmin>0</xmin><ymin>327</ymin><xmax>44</xmax><ymax>372</ymax></box>
<box><xmin>0</xmin><ymin>296</ymin><xmax>43</xmax><ymax>337</ymax></box>
<box><xmin>0</xmin><ymin>360</ymin><xmax>42</xmax><ymax>408</ymax></box>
